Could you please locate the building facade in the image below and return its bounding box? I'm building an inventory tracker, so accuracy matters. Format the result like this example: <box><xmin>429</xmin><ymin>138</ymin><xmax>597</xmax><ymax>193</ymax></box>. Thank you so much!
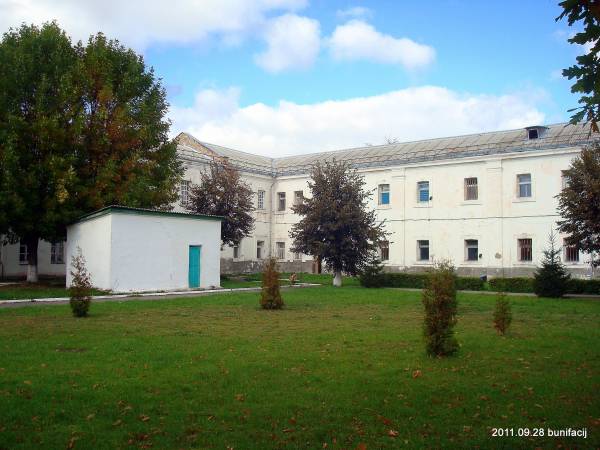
<box><xmin>0</xmin><ymin>122</ymin><xmax>596</xmax><ymax>281</ymax></box>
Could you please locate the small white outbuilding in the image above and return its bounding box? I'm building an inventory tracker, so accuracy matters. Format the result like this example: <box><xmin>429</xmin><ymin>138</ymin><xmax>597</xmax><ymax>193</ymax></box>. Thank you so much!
<box><xmin>66</xmin><ymin>206</ymin><xmax>223</xmax><ymax>293</ymax></box>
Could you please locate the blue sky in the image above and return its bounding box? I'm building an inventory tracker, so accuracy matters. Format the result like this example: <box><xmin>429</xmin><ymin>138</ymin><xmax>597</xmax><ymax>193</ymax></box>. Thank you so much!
<box><xmin>0</xmin><ymin>0</ymin><xmax>584</xmax><ymax>156</ymax></box>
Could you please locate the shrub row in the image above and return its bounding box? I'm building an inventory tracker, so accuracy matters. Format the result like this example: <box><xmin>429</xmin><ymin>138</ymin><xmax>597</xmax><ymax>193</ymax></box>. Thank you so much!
<box><xmin>487</xmin><ymin>276</ymin><xmax>600</xmax><ymax>295</ymax></box>
<box><xmin>361</xmin><ymin>272</ymin><xmax>486</xmax><ymax>291</ymax></box>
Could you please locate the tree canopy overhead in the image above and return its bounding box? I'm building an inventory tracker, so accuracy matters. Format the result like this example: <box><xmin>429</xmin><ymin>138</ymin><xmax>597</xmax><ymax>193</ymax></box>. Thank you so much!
<box><xmin>0</xmin><ymin>22</ymin><xmax>182</xmax><ymax>281</ymax></box>
<box><xmin>289</xmin><ymin>159</ymin><xmax>388</xmax><ymax>286</ymax></box>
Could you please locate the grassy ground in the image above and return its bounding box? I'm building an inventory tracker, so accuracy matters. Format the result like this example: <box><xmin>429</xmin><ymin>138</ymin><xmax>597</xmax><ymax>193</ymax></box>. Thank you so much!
<box><xmin>0</xmin><ymin>281</ymin><xmax>106</xmax><ymax>301</ymax></box>
<box><xmin>0</xmin><ymin>286</ymin><xmax>598</xmax><ymax>449</ymax></box>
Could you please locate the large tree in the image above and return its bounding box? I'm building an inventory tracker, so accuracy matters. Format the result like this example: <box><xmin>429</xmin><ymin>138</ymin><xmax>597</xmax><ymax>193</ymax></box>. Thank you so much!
<box><xmin>557</xmin><ymin>0</ymin><xmax>600</xmax><ymax>130</ymax></box>
<box><xmin>557</xmin><ymin>144</ymin><xmax>600</xmax><ymax>266</ymax></box>
<box><xmin>0</xmin><ymin>23</ymin><xmax>181</xmax><ymax>282</ymax></box>
<box><xmin>289</xmin><ymin>160</ymin><xmax>388</xmax><ymax>287</ymax></box>
<box><xmin>186</xmin><ymin>159</ymin><xmax>255</xmax><ymax>247</ymax></box>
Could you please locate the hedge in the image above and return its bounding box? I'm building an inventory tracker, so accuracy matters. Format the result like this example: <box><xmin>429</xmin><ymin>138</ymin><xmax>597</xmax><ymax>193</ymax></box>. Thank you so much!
<box><xmin>488</xmin><ymin>277</ymin><xmax>535</xmax><ymax>293</ymax></box>
<box><xmin>374</xmin><ymin>273</ymin><xmax>485</xmax><ymax>291</ymax></box>
<box><xmin>566</xmin><ymin>278</ymin><xmax>600</xmax><ymax>295</ymax></box>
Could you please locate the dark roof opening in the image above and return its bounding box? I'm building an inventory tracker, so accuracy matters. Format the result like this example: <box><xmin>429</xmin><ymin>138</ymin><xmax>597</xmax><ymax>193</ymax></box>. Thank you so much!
<box><xmin>528</xmin><ymin>129</ymin><xmax>539</xmax><ymax>139</ymax></box>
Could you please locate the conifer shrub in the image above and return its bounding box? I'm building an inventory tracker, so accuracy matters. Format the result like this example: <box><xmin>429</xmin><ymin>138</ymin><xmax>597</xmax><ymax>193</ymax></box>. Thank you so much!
<box><xmin>422</xmin><ymin>260</ymin><xmax>459</xmax><ymax>357</ymax></box>
<box><xmin>260</xmin><ymin>257</ymin><xmax>283</xmax><ymax>310</ymax></box>
<box><xmin>69</xmin><ymin>248</ymin><xmax>92</xmax><ymax>317</ymax></box>
<box><xmin>533</xmin><ymin>232</ymin><xmax>571</xmax><ymax>298</ymax></box>
<box><xmin>359</xmin><ymin>256</ymin><xmax>385</xmax><ymax>288</ymax></box>
<box><xmin>493</xmin><ymin>292</ymin><xmax>512</xmax><ymax>335</ymax></box>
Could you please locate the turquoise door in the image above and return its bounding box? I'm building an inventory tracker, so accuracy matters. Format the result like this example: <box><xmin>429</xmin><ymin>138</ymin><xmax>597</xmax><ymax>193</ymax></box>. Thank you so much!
<box><xmin>188</xmin><ymin>246</ymin><xmax>201</xmax><ymax>288</ymax></box>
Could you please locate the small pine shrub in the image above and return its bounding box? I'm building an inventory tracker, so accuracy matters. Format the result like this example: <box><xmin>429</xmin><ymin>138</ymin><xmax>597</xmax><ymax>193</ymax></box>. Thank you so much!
<box><xmin>493</xmin><ymin>292</ymin><xmax>512</xmax><ymax>335</ymax></box>
<box><xmin>260</xmin><ymin>257</ymin><xmax>283</xmax><ymax>310</ymax></box>
<box><xmin>533</xmin><ymin>231</ymin><xmax>571</xmax><ymax>298</ymax></box>
<box><xmin>69</xmin><ymin>248</ymin><xmax>92</xmax><ymax>317</ymax></box>
<box><xmin>422</xmin><ymin>260</ymin><xmax>459</xmax><ymax>357</ymax></box>
<box><xmin>359</xmin><ymin>256</ymin><xmax>385</xmax><ymax>288</ymax></box>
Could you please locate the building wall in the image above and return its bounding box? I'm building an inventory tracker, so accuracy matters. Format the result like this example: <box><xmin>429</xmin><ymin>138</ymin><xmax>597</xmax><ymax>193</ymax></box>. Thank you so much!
<box><xmin>0</xmin><ymin>240</ymin><xmax>67</xmax><ymax>279</ymax></box>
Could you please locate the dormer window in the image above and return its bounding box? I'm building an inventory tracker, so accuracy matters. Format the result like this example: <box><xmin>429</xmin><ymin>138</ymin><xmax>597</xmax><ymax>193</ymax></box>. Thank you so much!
<box><xmin>525</xmin><ymin>125</ymin><xmax>548</xmax><ymax>140</ymax></box>
<box><xmin>528</xmin><ymin>129</ymin><xmax>539</xmax><ymax>140</ymax></box>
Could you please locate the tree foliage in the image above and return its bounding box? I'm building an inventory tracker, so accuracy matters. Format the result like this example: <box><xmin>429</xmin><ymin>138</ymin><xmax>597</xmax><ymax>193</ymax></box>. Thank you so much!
<box><xmin>556</xmin><ymin>0</ymin><xmax>600</xmax><ymax>129</ymax></box>
<box><xmin>533</xmin><ymin>231</ymin><xmax>571</xmax><ymax>298</ymax></box>
<box><xmin>557</xmin><ymin>143</ymin><xmax>600</xmax><ymax>265</ymax></box>
<box><xmin>260</xmin><ymin>257</ymin><xmax>283</xmax><ymax>310</ymax></box>
<box><xmin>0</xmin><ymin>22</ymin><xmax>182</xmax><ymax>281</ymax></box>
<box><xmin>289</xmin><ymin>160</ymin><xmax>388</xmax><ymax>286</ymax></box>
<box><xmin>422</xmin><ymin>260</ymin><xmax>459</xmax><ymax>357</ymax></box>
<box><xmin>186</xmin><ymin>159</ymin><xmax>255</xmax><ymax>247</ymax></box>
<box><xmin>493</xmin><ymin>292</ymin><xmax>512</xmax><ymax>335</ymax></box>
<box><xmin>69</xmin><ymin>248</ymin><xmax>92</xmax><ymax>317</ymax></box>
<box><xmin>359</xmin><ymin>255</ymin><xmax>385</xmax><ymax>288</ymax></box>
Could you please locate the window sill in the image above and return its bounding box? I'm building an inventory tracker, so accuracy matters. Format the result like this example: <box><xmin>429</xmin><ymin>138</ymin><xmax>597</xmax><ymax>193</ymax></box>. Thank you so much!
<box><xmin>414</xmin><ymin>261</ymin><xmax>433</xmax><ymax>265</ymax></box>
<box><xmin>414</xmin><ymin>203</ymin><xmax>432</xmax><ymax>208</ymax></box>
<box><xmin>377</xmin><ymin>204</ymin><xmax>391</xmax><ymax>210</ymax></box>
<box><xmin>513</xmin><ymin>198</ymin><xmax>536</xmax><ymax>203</ymax></box>
<box><xmin>460</xmin><ymin>201</ymin><xmax>482</xmax><ymax>206</ymax></box>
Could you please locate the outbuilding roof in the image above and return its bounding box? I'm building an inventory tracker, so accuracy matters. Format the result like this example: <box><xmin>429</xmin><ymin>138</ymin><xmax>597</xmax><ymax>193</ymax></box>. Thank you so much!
<box><xmin>176</xmin><ymin>122</ymin><xmax>597</xmax><ymax>176</ymax></box>
<box><xmin>72</xmin><ymin>205</ymin><xmax>224</xmax><ymax>224</ymax></box>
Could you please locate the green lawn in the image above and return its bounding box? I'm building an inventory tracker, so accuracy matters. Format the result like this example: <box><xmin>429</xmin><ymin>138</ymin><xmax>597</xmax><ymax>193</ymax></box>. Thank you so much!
<box><xmin>0</xmin><ymin>286</ymin><xmax>598</xmax><ymax>449</ymax></box>
<box><xmin>0</xmin><ymin>281</ymin><xmax>106</xmax><ymax>301</ymax></box>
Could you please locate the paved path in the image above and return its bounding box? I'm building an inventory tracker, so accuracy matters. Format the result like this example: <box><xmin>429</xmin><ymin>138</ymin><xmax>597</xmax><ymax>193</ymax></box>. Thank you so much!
<box><xmin>0</xmin><ymin>283</ymin><xmax>320</xmax><ymax>308</ymax></box>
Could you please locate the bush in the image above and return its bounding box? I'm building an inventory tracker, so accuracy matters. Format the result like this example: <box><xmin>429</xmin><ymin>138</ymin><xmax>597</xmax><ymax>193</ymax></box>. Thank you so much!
<box><xmin>493</xmin><ymin>292</ymin><xmax>512</xmax><ymax>335</ymax></box>
<box><xmin>422</xmin><ymin>260</ymin><xmax>459</xmax><ymax>357</ymax></box>
<box><xmin>359</xmin><ymin>256</ymin><xmax>385</xmax><ymax>288</ymax></box>
<box><xmin>567</xmin><ymin>278</ymin><xmax>600</xmax><ymax>295</ymax></box>
<box><xmin>260</xmin><ymin>258</ymin><xmax>284</xmax><ymax>310</ymax></box>
<box><xmin>533</xmin><ymin>232</ymin><xmax>571</xmax><ymax>298</ymax></box>
<box><xmin>382</xmin><ymin>272</ymin><xmax>428</xmax><ymax>288</ymax></box>
<box><xmin>69</xmin><ymin>248</ymin><xmax>92</xmax><ymax>317</ymax></box>
<box><xmin>488</xmin><ymin>277</ymin><xmax>534</xmax><ymax>293</ymax></box>
<box><xmin>455</xmin><ymin>276</ymin><xmax>485</xmax><ymax>291</ymax></box>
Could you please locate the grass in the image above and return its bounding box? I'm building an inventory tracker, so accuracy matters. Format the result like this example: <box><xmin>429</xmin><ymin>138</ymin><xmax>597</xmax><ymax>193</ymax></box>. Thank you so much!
<box><xmin>0</xmin><ymin>281</ymin><xmax>106</xmax><ymax>301</ymax></box>
<box><xmin>0</xmin><ymin>286</ymin><xmax>598</xmax><ymax>449</ymax></box>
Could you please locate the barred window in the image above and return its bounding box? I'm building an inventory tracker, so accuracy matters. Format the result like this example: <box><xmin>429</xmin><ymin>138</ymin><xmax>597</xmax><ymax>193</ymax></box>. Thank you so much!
<box><xmin>379</xmin><ymin>241</ymin><xmax>389</xmax><ymax>261</ymax></box>
<box><xmin>51</xmin><ymin>241</ymin><xmax>64</xmax><ymax>264</ymax></box>
<box><xmin>257</xmin><ymin>190</ymin><xmax>265</xmax><ymax>210</ymax></box>
<box><xmin>417</xmin><ymin>240</ymin><xmax>429</xmax><ymax>261</ymax></box>
<box><xmin>518</xmin><ymin>238</ymin><xmax>532</xmax><ymax>262</ymax></box>
<box><xmin>464</xmin><ymin>177</ymin><xmax>478</xmax><ymax>201</ymax></box>
<box><xmin>564</xmin><ymin>240</ymin><xmax>579</xmax><ymax>263</ymax></box>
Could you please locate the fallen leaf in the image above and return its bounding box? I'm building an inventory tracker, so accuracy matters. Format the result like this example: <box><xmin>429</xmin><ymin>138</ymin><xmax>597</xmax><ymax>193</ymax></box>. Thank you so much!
<box><xmin>112</xmin><ymin>419</ymin><xmax>122</xmax><ymax>426</ymax></box>
<box><xmin>355</xmin><ymin>443</ymin><xmax>367</xmax><ymax>450</ymax></box>
<box><xmin>86</xmin><ymin>414</ymin><xmax>95</xmax><ymax>421</ymax></box>
<box><xmin>23</xmin><ymin>380</ymin><xmax>31</xmax><ymax>385</ymax></box>
<box><xmin>235</xmin><ymin>394</ymin><xmax>245</xmax><ymax>402</ymax></box>
<box><xmin>377</xmin><ymin>415</ymin><xmax>393</xmax><ymax>426</ymax></box>
<box><xmin>412</xmin><ymin>370</ymin><xmax>422</xmax><ymax>379</ymax></box>
<box><xmin>388</xmin><ymin>429</ymin><xmax>399</xmax><ymax>437</ymax></box>
<box><xmin>139</xmin><ymin>414</ymin><xmax>150</xmax><ymax>422</ymax></box>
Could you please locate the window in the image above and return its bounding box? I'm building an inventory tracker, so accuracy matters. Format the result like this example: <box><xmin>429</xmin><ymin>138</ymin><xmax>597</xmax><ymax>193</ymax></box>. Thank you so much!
<box><xmin>564</xmin><ymin>240</ymin><xmax>579</xmax><ymax>263</ymax></box>
<box><xmin>378</xmin><ymin>184</ymin><xmax>390</xmax><ymax>205</ymax></box>
<box><xmin>517</xmin><ymin>174</ymin><xmax>532</xmax><ymax>198</ymax></box>
<box><xmin>180</xmin><ymin>180</ymin><xmax>191</xmax><ymax>206</ymax></box>
<box><xmin>561</xmin><ymin>170</ymin><xmax>569</xmax><ymax>189</ymax></box>
<box><xmin>417</xmin><ymin>181</ymin><xmax>430</xmax><ymax>203</ymax></box>
<box><xmin>294</xmin><ymin>190</ymin><xmax>304</xmax><ymax>206</ymax></box>
<box><xmin>465</xmin><ymin>239</ymin><xmax>479</xmax><ymax>261</ymax></box>
<box><xmin>51</xmin><ymin>241</ymin><xmax>65</xmax><ymax>264</ymax></box>
<box><xmin>464</xmin><ymin>177</ymin><xmax>478</xmax><ymax>201</ymax></box>
<box><xmin>256</xmin><ymin>240</ymin><xmax>264</xmax><ymax>259</ymax></box>
<box><xmin>19</xmin><ymin>242</ymin><xmax>28</xmax><ymax>265</ymax></box>
<box><xmin>379</xmin><ymin>241</ymin><xmax>389</xmax><ymax>261</ymax></box>
<box><xmin>528</xmin><ymin>129</ymin><xmax>539</xmax><ymax>140</ymax></box>
<box><xmin>257</xmin><ymin>190</ymin><xmax>265</xmax><ymax>210</ymax></box>
<box><xmin>518</xmin><ymin>238</ymin><xmax>533</xmax><ymax>262</ymax></box>
<box><xmin>276</xmin><ymin>242</ymin><xmax>285</xmax><ymax>260</ymax></box>
<box><xmin>294</xmin><ymin>252</ymin><xmax>302</xmax><ymax>261</ymax></box>
<box><xmin>277</xmin><ymin>192</ymin><xmax>286</xmax><ymax>211</ymax></box>
<box><xmin>233</xmin><ymin>245</ymin><xmax>240</xmax><ymax>259</ymax></box>
<box><xmin>417</xmin><ymin>240</ymin><xmax>429</xmax><ymax>261</ymax></box>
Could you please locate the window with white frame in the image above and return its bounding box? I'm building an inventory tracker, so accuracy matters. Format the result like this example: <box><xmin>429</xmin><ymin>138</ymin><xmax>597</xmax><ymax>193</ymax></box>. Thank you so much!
<box><xmin>417</xmin><ymin>181</ymin><xmax>430</xmax><ymax>203</ymax></box>
<box><xmin>564</xmin><ymin>240</ymin><xmax>579</xmax><ymax>263</ymax></box>
<box><xmin>465</xmin><ymin>239</ymin><xmax>479</xmax><ymax>261</ymax></box>
<box><xmin>464</xmin><ymin>177</ymin><xmax>478</xmax><ymax>201</ymax></box>
<box><xmin>233</xmin><ymin>245</ymin><xmax>240</xmax><ymax>259</ymax></box>
<box><xmin>294</xmin><ymin>252</ymin><xmax>302</xmax><ymax>261</ymax></box>
<box><xmin>561</xmin><ymin>170</ymin><xmax>570</xmax><ymax>189</ymax></box>
<box><xmin>19</xmin><ymin>242</ymin><xmax>28</xmax><ymax>265</ymax></box>
<box><xmin>294</xmin><ymin>190</ymin><xmax>304</xmax><ymax>206</ymax></box>
<box><xmin>257</xmin><ymin>190</ymin><xmax>265</xmax><ymax>210</ymax></box>
<box><xmin>277</xmin><ymin>192</ymin><xmax>286</xmax><ymax>211</ymax></box>
<box><xmin>417</xmin><ymin>240</ymin><xmax>430</xmax><ymax>261</ymax></box>
<box><xmin>517</xmin><ymin>174</ymin><xmax>532</xmax><ymax>198</ymax></box>
<box><xmin>379</xmin><ymin>241</ymin><xmax>390</xmax><ymax>261</ymax></box>
<box><xmin>51</xmin><ymin>241</ymin><xmax>65</xmax><ymax>264</ymax></box>
<box><xmin>378</xmin><ymin>184</ymin><xmax>390</xmax><ymax>205</ymax></box>
<box><xmin>256</xmin><ymin>240</ymin><xmax>264</xmax><ymax>259</ymax></box>
<box><xmin>180</xmin><ymin>180</ymin><xmax>191</xmax><ymax>206</ymax></box>
<box><xmin>276</xmin><ymin>242</ymin><xmax>285</xmax><ymax>260</ymax></box>
<box><xmin>518</xmin><ymin>238</ymin><xmax>533</xmax><ymax>262</ymax></box>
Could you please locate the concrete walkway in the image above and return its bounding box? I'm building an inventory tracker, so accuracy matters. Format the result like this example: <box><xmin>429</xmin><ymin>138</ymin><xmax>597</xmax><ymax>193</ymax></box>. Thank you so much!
<box><xmin>0</xmin><ymin>283</ymin><xmax>320</xmax><ymax>308</ymax></box>
<box><xmin>393</xmin><ymin>287</ymin><xmax>600</xmax><ymax>299</ymax></box>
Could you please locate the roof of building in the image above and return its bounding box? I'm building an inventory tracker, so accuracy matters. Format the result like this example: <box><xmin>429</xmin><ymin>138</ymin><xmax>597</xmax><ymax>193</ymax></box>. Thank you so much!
<box><xmin>72</xmin><ymin>205</ymin><xmax>224</xmax><ymax>224</ymax></box>
<box><xmin>176</xmin><ymin>122</ymin><xmax>597</xmax><ymax>177</ymax></box>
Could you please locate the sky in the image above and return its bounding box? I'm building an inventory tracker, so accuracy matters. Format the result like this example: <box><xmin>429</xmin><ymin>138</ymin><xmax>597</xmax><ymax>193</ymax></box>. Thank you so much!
<box><xmin>0</xmin><ymin>0</ymin><xmax>586</xmax><ymax>157</ymax></box>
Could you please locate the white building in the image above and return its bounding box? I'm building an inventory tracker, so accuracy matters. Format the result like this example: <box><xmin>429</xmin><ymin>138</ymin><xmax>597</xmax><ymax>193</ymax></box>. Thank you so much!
<box><xmin>0</xmin><ymin>122</ymin><xmax>596</xmax><ymax>281</ymax></box>
<box><xmin>65</xmin><ymin>206</ymin><xmax>222</xmax><ymax>292</ymax></box>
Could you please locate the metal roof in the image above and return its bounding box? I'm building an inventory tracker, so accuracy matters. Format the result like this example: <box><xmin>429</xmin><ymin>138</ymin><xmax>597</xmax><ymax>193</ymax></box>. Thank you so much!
<box><xmin>176</xmin><ymin>122</ymin><xmax>597</xmax><ymax>177</ymax></box>
<box><xmin>72</xmin><ymin>205</ymin><xmax>224</xmax><ymax>224</ymax></box>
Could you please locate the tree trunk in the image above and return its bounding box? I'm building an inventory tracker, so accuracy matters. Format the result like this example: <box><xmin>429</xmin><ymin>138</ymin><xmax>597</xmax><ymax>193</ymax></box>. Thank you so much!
<box><xmin>333</xmin><ymin>270</ymin><xmax>342</xmax><ymax>287</ymax></box>
<box><xmin>25</xmin><ymin>236</ymin><xmax>39</xmax><ymax>283</ymax></box>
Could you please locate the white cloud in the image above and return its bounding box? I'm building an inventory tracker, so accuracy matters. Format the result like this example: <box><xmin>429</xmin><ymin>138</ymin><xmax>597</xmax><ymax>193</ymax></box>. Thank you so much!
<box><xmin>254</xmin><ymin>14</ymin><xmax>321</xmax><ymax>73</ymax></box>
<box><xmin>0</xmin><ymin>0</ymin><xmax>307</xmax><ymax>50</ymax></box>
<box><xmin>336</xmin><ymin>6</ymin><xmax>373</xmax><ymax>20</ymax></box>
<box><xmin>169</xmin><ymin>86</ymin><xmax>546</xmax><ymax>157</ymax></box>
<box><xmin>328</xmin><ymin>20</ymin><xmax>435</xmax><ymax>70</ymax></box>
